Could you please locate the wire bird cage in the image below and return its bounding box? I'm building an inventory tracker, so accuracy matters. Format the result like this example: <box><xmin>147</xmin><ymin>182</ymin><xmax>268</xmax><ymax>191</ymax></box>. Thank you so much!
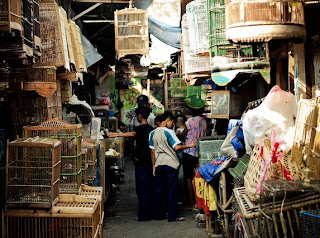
<box><xmin>23</xmin><ymin>119</ymin><xmax>82</xmax><ymax>194</ymax></box>
<box><xmin>186</xmin><ymin>0</ymin><xmax>209</xmax><ymax>56</ymax></box>
<box><xmin>170</xmin><ymin>76</ymin><xmax>187</xmax><ymax>98</ymax></box>
<box><xmin>186</xmin><ymin>85</ymin><xmax>207</xmax><ymax>109</ymax></box>
<box><xmin>300</xmin><ymin>210</ymin><xmax>320</xmax><ymax>238</ymax></box>
<box><xmin>3</xmin><ymin>194</ymin><xmax>100</xmax><ymax>238</ymax></box>
<box><xmin>38</xmin><ymin>1</ymin><xmax>67</xmax><ymax>67</ymax></box>
<box><xmin>198</xmin><ymin>136</ymin><xmax>226</xmax><ymax>166</ymax></box>
<box><xmin>210</xmin><ymin>91</ymin><xmax>242</xmax><ymax>119</ymax></box>
<box><xmin>6</xmin><ymin>137</ymin><xmax>61</xmax><ymax>208</ymax></box>
<box><xmin>114</xmin><ymin>4</ymin><xmax>149</xmax><ymax>59</ymax></box>
<box><xmin>181</xmin><ymin>13</ymin><xmax>210</xmax><ymax>75</ymax></box>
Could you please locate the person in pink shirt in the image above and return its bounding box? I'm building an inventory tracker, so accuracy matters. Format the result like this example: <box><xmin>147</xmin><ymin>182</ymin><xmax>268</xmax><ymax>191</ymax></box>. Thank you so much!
<box><xmin>183</xmin><ymin>108</ymin><xmax>207</xmax><ymax>208</ymax></box>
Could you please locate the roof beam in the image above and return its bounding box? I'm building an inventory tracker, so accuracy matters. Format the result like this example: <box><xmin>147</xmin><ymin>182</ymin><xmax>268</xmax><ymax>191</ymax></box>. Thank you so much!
<box><xmin>72</xmin><ymin>3</ymin><xmax>102</xmax><ymax>21</ymax></box>
<box><xmin>73</xmin><ymin>0</ymin><xmax>131</xmax><ymax>3</ymax></box>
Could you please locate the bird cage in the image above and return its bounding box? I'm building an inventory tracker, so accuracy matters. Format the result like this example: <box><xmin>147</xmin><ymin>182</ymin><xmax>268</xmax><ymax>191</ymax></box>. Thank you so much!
<box><xmin>3</xmin><ymin>194</ymin><xmax>100</xmax><ymax>238</ymax></box>
<box><xmin>23</xmin><ymin>119</ymin><xmax>82</xmax><ymax>194</ymax></box>
<box><xmin>181</xmin><ymin>13</ymin><xmax>210</xmax><ymax>75</ymax></box>
<box><xmin>9</xmin><ymin>66</ymin><xmax>57</xmax><ymax>98</ymax></box>
<box><xmin>198</xmin><ymin>136</ymin><xmax>226</xmax><ymax>166</ymax></box>
<box><xmin>170</xmin><ymin>76</ymin><xmax>187</xmax><ymax>98</ymax></box>
<box><xmin>114</xmin><ymin>4</ymin><xmax>149</xmax><ymax>59</ymax></box>
<box><xmin>210</xmin><ymin>90</ymin><xmax>242</xmax><ymax>119</ymax></box>
<box><xmin>69</xmin><ymin>20</ymin><xmax>87</xmax><ymax>72</ymax></box>
<box><xmin>0</xmin><ymin>0</ymin><xmax>22</xmax><ymax>32</ymax></box>
<box><xmin>82</xmin><ymin>142</ymin><xmax>97</xmax><ymax>185</ymax></box>
<box><xmin>33</xmin><ymin>0</ymin><xmax>41</xmax><ymax>52</ymax></box>
<box><xmin>186</xmin><ymin>85</ymin><xmax>207</xmax><ymax>109</ymax></box>
<box><xmin>6</xmin><ymin>137</ymin><xmax>61</xmax><ymax>208</ymax></box>
<box><xmin>186</xmin><ymin>0</ymin><xmax>209</xmax><ymax>56</ymax></box>
<box><xmin>37</xmin><ymin>1</ymin><xmax>67</xmax><ymax>67</ymax></box>
<box><xmin>81</xmin><ymin>148</ymin><xmax>88</xmax><ymax>184</ymax></box>
<box><xmin>225</xmin><ymin>0</ymin><xmax>305</xmax><ymax>43</ymax></box>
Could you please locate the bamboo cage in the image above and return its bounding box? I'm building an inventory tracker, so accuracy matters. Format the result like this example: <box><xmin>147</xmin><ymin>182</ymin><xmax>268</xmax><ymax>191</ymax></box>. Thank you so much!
<box><xmin>9</xmin><ymin>66</ymin><xmax>57</xmax><ymax>98</ymax></box>
<box><xmin>186</xmin><ymin>0</ymin><xmax>209</xmax><ymax>56</ymax></box>
<box><xmin>60</xmin><ymin>7</ymin><xmax>76</xmax><ymax>67</ymax></box>
<box><xmin>23</xmin><ymin>119</ymin><xmax>82</xmax><ymax>194</ymax></box>
<box><xmin>82</xmin><ymin>142</ymin><xmax>97</xmax><ymax>186</ymax></box>
<box><xmin>81</xmin><ymin>148</ymin><xmax>88</xmax><ymax>184</ymax></box>
<box><xmin>210</xmin><ymin>91</ymin><xmax>242</xmax><ymax>119</ymax></box>
<box><xmin>114</xmin><ymin>4</ymin><xmax>149</xmax><ymax>59</ymax></box>
<box><xmin>181</xmin><ymin>13</ymin><xmax>211</xmax><ymax>75</ymax></box>
<box><xmin>225</xmin><ymin>0</ymin><xmax>306</xmax><ymax>43</ymax></box>
<box><xmin>170</xmin><ymin>76</ymin><xmax>187</xmax><ymax>98</ymax></box>
<box><xmin>0</xmin><ymin>0</ymin><xmax>22</xmax><ymax>32</ymax></box>
<box><xmin>68</xmin><ymin>20</ymin><xmax>80</xmax><ymax>71</ymax></box>
<box><xmin>6</xmin><ymin>137</ymin><xmax>61</xmax><ymax>209</ymax></box>
<box><xmin>3</xmin><ymin>195</ymin><xmax>100</xmax><ymax>238</ymax></box>
<box><xmin>69</xmin><ymin>20</ymin><xmax>87</xmax><ymax>72</ymax></box>
<box><xmin>33</xmin><ymin>0</ymin><xmax>41</xmax><ymax>52</ymax></box>
<box><xmin>37</xmin><ymin>1</ymin><xmax>67</xmax><ymax>67</ymax></box>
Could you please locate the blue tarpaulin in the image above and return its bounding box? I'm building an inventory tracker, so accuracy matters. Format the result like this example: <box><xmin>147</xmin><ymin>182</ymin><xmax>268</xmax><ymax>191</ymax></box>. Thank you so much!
<box><xmin>135</xmin><ymin>0</ymin><xmax>153</xmax><ymax>9</ymax></box>
<box><xmin>148</xmin><ymin>17</ymin><xmax>181</xmax><ymax>49</ymax></box>
<box><xmin>81</xmin><ymin>34</ymin><xmax>103</xmax><ymax>68</ymax></box>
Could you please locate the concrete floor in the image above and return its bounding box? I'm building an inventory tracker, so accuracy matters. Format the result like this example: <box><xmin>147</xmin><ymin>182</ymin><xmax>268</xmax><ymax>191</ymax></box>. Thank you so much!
<box><xmin>102</xmin><ymin>158</ymin><xmax>208</xmax><ymax>238</ymax></box>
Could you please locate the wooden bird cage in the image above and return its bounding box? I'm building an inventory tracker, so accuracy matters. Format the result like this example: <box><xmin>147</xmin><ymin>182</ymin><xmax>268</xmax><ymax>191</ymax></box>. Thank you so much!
<box><xmin>210</xmin><ymin>90</ymin><xmax>242</xmax><ymax>119</ymax></box>
<box><xmin>69</xmin><ymin>20</ymin><xmax>87</xmax><ymax>72</ymax></box>
<box><xmin>82</xmin><ymin>142</ymin><xmax>97</xmax><ymax>186</ymax></box>
<box><xmin>170</xmin><ymin>76</ymin><xmax>187</xmax><ymax>98</ymax></box>
<box><xmin>225</xmin><ymin>0</ymin><xmax>306</xmax><ymax>43</ymax></box>
<box><xmin>0</xmin><ymin>0</ymin><xmax>22</xmax><ymax>32</ymax></box>
<box><xmin>23</xmin><ymin>119</ymin><xmax>82</xmax><ymax>194</ymax></box>
<box><xmin>6</xmin><ymin>137</ymin><xmax>61</xmax><ymax>209</ymax></box>
<box><xmin>3</xmin><ymin>194</ymin><xmax>100</xmax><ymax>238</ymax></box>
<box><xmin>181</xmin><ymin>13</ymin><xmax>210</xmax><ymax>75</ymax></box>
<box><xmin>81</xmin><ymin>148</ymin><xmax>88</xmax><ymax>184</ymax></box>
<box><xmin>186</xmin><ymin>0</ymin><xmax>209</xmax><ymax>56</ymax></box>
<box><xmin>37</xmin><ymin>1</ymin><xmax>67</xmax><ymax>67</ymax></box>
<box><xmin>114</xmin><ymin>4</ymin><xmax>149</xmax><ymax>59</ymax></box>
<box><xmin>9</xmin><ymin>66</ymin><xmax>57</xmax><ymax>98</ymax></box>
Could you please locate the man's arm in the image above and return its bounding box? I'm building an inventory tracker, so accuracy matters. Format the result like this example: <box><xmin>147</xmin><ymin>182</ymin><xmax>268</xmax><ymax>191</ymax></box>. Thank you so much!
<box><xmin>174</xmin><ymin>141</ymin><xmax>196</xmax><ymax>151</ymax></box>
<box><xmin>109</xmin><ymin>131</ymin><xmax>136</xmax><ymax>138</ymax></box>
<box><xmin>151</xmin><ymin>149</ymin><xmax>156</xmax><ymax>176</ymax></box>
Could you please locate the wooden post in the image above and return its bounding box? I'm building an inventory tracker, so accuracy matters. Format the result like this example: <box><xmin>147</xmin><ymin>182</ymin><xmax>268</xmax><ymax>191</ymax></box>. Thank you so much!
<box><xmin>164</xmin><ymin>69</ymin><xmax>169</xmax><ymax>111</ymax></box>
<box><xmin>221</xmin><ymin>171</ymin><xmax>229</xmax><ymax>237</ymax></box>
<box><xmin>294</xmin><ymin>43</ymin><xmax>307</xmax><ymax>100</ymax></box>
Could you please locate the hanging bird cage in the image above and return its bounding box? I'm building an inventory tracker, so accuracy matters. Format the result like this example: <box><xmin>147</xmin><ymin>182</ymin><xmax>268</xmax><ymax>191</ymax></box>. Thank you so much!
<box><xmin>186</xmin><ymin>85</ymin><xmax>207</xmax><ymax>109</ymax></box>
<box><xmin>69</xmin><ymin>20</ymin><xmax>87</xmax><ymax>72</ymax></box>
<box><xmin>181</xmin><ymin>13</ymin><xmax>210</xmax><ymax>75</ymax></box>
<box><xmin>6</xmin><ymin>137</ymin><xmax>61</xmax><ymax>209</ymax></box>
<box><xmin>23</xmin><ymin>119</ymin><xmax>82</xmax><ymax>194</ymax></box>
<box><xmin>114</xmin><ymin>2</ymin><xmax>149</xmax><ymax>59</ymax></box>
<box><xmin>186</xmin><ymin>0</ymin><xmax>209</xmax><ymax>56</ymax></box>
<box><xmin>0</xmin><ymin>0</ymin><xmax>22</xmax><ymax>32</ymax></box>
<box><xmin>170</xmin><ymin>76</ymin><xmax>187</xmax><ymax>98</ymax></box>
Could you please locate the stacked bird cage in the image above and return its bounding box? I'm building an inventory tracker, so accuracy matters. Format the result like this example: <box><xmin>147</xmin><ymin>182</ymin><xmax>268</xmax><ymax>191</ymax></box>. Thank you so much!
<box><xmin>186</xmin><ymin>0</ymin><xmax>209</xmax><ymax>56</ymax></box>
<box><xmin>38</xmin><ymin>1</ymin><xmax>67</xmax><ymax>67</ymax></box>
<box><xmin>181</xmin><ymin>13</ymin><xmax>210</xmax><ymax>75</ymax></box>
<box><xmin>82</xmin><ymin>142</ymin><xmax>97</xmax><ymax>186</ymax></box>
<box><xmin>170</xmin><ymin>76</ymin><xmax>187</xmax><ymax>98</ymax></box>
<box><xmin>3</xmin><ymin>194</ymin><xmax>100</xmax><ymax>238</ymax></box>
<box><xmin>198</xmin><ymin>136</ymin><xmax>226</xmax><ymax>166</ymax></box>
<box><xmin>210</xmin><ymin>90</ymin><xmax>242</xmax><ymax>119</ymax></box>
<box><xmin>81</xmin><ymin>148</ymin><xmax>88</xmax><ymax>184</ymax></box>
<box><xmin>69</xmin><ymin>20</ymin><xmax>87</xmax><ymax>72</ymax></box>
<box><xmin>23</xmin><ymin>119</ymin><xmax>82</xmax><ymax>194</ymax></box>
<box><xmin>33</xmin><ymin>0</ymin><xmax>41</xmax><ymax>52</ymax></box>
<box><xmin>114</xmin><ymin>3</ymin><xmax>149</xmax><ymax>59</ymax></box>
<box><xmin>0</xmin><ymin>0</ymin><xmax>22</xmax><ymax>32</ymax></box>
<box><xmin>6</xmin><ymin>137</ymin><xmax>61</xmax><ymax>209</ymax></box>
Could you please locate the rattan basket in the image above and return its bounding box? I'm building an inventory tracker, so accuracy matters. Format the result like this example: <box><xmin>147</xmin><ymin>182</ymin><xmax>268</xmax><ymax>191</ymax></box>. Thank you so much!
<box><xmin>244</xmin><ymin>143</ymin><xmax>304</xmax><ymax>202</ymax></box>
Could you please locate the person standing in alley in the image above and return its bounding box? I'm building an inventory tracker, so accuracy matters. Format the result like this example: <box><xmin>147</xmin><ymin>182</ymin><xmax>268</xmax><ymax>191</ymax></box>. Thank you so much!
<box><xmin>183</xmin><ymin>107</ymin><xmax>207</xmax><ymax>208</ymax></box>
<box><xmin>149</xmin><ymin>111</ymin><xmax>196</xmax><ymax>222</ymax></box>
<box><xmin>109</xmin><ymin>106</ymin><xmax>154</xmax><ymax>221</ymax></box>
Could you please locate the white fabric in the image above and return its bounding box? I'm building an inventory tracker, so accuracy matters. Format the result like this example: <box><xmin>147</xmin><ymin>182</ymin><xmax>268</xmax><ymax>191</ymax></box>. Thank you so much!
<box><xmin>147</xmin><ymin>0</ymin><xmax>181</xmax><ymax>27</ymax></box>
<box><xmin>149</xmin><ymin>35</ymin><xmax>179</xmax><ymax>66</ymax></box>
<box><xmin>243</xmin><ymin>85</ymin><xmax>297</xmax><ymax>153</ymax></box>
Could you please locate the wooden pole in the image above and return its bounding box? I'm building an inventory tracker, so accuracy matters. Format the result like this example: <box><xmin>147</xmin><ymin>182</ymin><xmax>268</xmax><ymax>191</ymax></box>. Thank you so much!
<box><xmin>164</xmin><ymin>69</ymin><xmax>168</xmax><ymax>111</ymax></box>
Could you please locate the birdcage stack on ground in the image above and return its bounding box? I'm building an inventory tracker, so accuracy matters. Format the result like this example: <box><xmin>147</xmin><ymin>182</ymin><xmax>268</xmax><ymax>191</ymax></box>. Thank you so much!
<box><xmin>114</xmin><ymin>4</ymin><xmax>149</xmax><ymax>59</ymax></box>
<box><xmin>23</xmin><ymin>119</ymin><xmax>82</xmax><ymax>194</ymax></box>
<box><xmin>81</xmin><ymin>148</ymin><xmax>88</xmax><ymax>184</ymax></box>
<box><xmin>6</xmin><ymin>137</ymin><xmax>61</xmax><ymax>209</ymax></box>
<box><xmin>82</xmin><ymin>142</ymin><xmax>98</xmax><ymax>186</ymax></box>
<box><xmin>37</xmin><ymin>1</ymin><xmax>67</xmax><ymax>67</ymax></box>
<box><xmin>2</xmin><ymin>194</ymin><xmax>100</xmax><ymax>238</ymax></box>
<box><xmin>186</xmin><ymin>0</ymin><xmax>209</xmax><ymax>56</ymax></box>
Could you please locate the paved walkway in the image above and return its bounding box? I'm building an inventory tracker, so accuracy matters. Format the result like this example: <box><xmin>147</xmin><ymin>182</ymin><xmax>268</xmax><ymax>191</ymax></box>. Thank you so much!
<box><xmin>102</xmin><ymin>158</ymin><xmax>208</xmax><ymax>238</ymax></box>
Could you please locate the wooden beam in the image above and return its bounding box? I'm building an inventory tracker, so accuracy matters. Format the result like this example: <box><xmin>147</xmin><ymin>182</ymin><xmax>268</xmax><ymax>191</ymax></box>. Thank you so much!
<box><xmin>73</xmin><ymin>0</ymin><xmax>131</xmax><ymax>3</ymax></box>
<box><xmin>72</xmin><ymin>3</ymin><xmax>102</xmax><ymax>21</ymax></box>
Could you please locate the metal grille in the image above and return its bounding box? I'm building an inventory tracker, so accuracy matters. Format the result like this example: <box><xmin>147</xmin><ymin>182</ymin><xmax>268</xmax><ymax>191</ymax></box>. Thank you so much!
<box><xmin>300</xmin><ymin>210</ymin><xmax>320</xmax><ymax>238</ymax></box>
<box><xmin>198</xmin><ymin>136</ymin><xmax>226</xmax><ymax>166</ymax></box>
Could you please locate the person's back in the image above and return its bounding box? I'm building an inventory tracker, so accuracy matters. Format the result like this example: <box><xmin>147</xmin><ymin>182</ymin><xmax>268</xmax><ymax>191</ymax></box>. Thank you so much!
<box><xmin>134</xmin><ymin>124</ymin><xmax>153</xmax><ymax>166</ymax></box>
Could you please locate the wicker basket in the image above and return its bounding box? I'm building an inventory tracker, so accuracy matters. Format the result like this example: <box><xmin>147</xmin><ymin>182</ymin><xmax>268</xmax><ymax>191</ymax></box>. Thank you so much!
<box><xmin>244</xmin><ymin>143</ymin><xmax>304</xmax><ymax>201</ymax></box>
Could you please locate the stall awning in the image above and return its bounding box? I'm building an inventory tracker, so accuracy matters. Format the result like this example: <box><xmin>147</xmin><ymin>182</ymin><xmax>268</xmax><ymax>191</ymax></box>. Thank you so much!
<box><xmin>211</xmin><ymin>69</ymin><xmax>270</xmax><ymax>86</ymax></box>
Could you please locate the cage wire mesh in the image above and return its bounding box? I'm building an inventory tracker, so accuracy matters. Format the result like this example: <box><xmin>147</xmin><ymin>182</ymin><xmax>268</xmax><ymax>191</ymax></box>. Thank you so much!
<box><xmin>170</xmin><ymin>77</ymin><xmax>187</xmax><ymax>98</ymax></box>
<box><xmin>6</xmin><ymin>138</ymin><xmax>61</xmax><ymax>208</ymax></box>
<box><xmin>198</xmin><ymin>136</ymin><xmax>226</xmax><ymax>166</ymax></box>
<box><xmin>300</xmin><ymin>210</ymin><xmax>320</xmax><ymax>238</ymax></box>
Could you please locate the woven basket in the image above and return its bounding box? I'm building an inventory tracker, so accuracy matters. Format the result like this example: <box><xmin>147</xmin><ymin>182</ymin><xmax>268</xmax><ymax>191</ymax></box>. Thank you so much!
<box><xmin>244</xmin><ymin>142</ymin><xmax>304</xmax><ymax>201</ymax></box>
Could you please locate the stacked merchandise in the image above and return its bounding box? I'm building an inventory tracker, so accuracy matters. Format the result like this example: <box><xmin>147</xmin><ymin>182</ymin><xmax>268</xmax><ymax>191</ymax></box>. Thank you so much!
<box><xmin>3</xmin><ymin>138</ymin><xmax>104</xmax><ymax>238</ymax></box>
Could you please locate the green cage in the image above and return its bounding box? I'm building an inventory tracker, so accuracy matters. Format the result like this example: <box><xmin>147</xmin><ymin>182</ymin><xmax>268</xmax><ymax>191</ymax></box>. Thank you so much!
<box><xmin>186</xmin><ymin>85</ymin><xmax>207</xmax><ymax>109</ymax></box>
<box><xmin>170</xmin><ymin>77</ymin><xmax>187</xmax><ymax>98</ymax></box>
<box><xmin>23</xmin><ymin>119</ymin><xmax>82</xmax><ymax>194</ymax></box>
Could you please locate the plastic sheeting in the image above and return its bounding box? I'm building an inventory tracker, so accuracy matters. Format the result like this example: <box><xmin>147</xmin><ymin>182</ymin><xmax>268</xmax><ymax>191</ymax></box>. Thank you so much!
<box><xmin>81</xmin><ymin>34</ymin><xmax>103</xmax><ymax>68</ymax></box>
<box><xmin>148</xmin><ymin>17</ymin><xmax>181</xmax><ymax>49</ymax></box>
<box><xmin>147</xmin><ymin>0</ymin><xmax>181</xmax><ymax>27</ymax></box>
<box><xmin>134</xmin><ymin>0</ymin><xmax>153</xmax><ymax>9</ymax></box>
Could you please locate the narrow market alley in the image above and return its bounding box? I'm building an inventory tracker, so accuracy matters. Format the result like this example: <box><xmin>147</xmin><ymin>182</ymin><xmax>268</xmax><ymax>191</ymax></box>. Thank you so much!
<box><xmin>103</xmin><ymin>157</ymin><xmax>208</xmax><ymax>238</ymax></box>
